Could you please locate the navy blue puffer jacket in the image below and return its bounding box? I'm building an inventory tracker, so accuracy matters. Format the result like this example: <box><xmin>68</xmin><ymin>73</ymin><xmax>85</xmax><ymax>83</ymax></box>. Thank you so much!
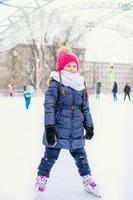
<box><xmin>42</xmin><ymin>80</ymin><xmax>93</xmax><ymax>149</ymax></box>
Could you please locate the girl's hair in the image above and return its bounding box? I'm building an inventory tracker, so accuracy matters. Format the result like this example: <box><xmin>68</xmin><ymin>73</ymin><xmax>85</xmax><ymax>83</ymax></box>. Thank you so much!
<box><xmin>47</xmin><ymin>73</ymin><xmax>65</xmax><ymax>96</ymax></box>
<box><xmin>84</xmin><ymin>81</ymin><xmax>88</xmax><ymax>99</ymax></box>
<box><xmin>47</xmin><ymin>77</ymin><xmax>53</xmax><ymax>87</ymax></box>
<box><xmin>47</xmin><ymin>75</ymin><xmax>88</xmax><ymax>98</ymax></box>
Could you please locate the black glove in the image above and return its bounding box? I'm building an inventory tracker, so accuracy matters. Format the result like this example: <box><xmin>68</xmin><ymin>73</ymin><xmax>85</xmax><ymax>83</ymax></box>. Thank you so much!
<box><xmin>84</xmin><ymin>127</ymin><xmax>94</xmax><ymax>140</ymax></box>
<box><xmin>46</xmin><ymin>126</ymin><xmax>57</xmax><ymax>147</ymax></box>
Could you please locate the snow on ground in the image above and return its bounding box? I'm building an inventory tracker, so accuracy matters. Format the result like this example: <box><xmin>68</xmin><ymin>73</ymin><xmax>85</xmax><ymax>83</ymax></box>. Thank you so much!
<box><xmin>0</xmin><ymin>94</ymin><xmax>133</xmax><ymax>200</ymax></box>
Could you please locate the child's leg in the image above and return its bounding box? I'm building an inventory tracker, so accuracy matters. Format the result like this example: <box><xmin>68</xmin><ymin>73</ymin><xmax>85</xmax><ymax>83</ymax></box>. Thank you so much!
<box><xmin>25</xmin><ymin>98</ymin><xmax>28</xmax><ymax>109</ymax></box>
<box><xmin>35</xmin><ymin>147</ymin><xmax>61</xmax><ymax>199</ymax></box>
<box><xmin>38</xmin><ymin>147</ymin><xmax>61</xmax><ymax>177</ymax></box>
<box><xmin>70</xmin><ymin>147</ymin><xmax>101</xmax><ymax>198</ymax></box>
<box><xmin>27</xmin><ymin>98</ymin><xmax>31</xmax><ymax>108</ymax></box>
<box><xmin>25</xmin><ymin>98</ymin><xmax>30</xmax><ymax>109</ymax></box>
<box><xmin>70</xmin><ymin>147</ymin><xmax>91</xmax><ymax>176</ymax></box>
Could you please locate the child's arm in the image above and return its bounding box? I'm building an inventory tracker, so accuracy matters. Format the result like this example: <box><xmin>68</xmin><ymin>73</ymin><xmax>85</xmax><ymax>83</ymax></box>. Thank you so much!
<box><xmin>81</xmin><ymin>92</ymin><xmax>94</xmax><ymax>140</ymax></box>
<box><xmin>81</xmin><ymin>92</ymin><xmax>94</xmax><ymax>130</ymax></box>
<box><xmin>43</xmin><ymin>81</ymin><xmax>59</xmax><ymax>146</ymax></box>
<box><xmin>44</xmin><ymin>80</ymin><xmax>59</xmax><ymax>127</ymax></box>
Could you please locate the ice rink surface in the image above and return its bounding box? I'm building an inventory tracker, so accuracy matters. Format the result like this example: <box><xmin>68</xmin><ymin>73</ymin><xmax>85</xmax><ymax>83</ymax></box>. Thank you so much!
<box><xmin>0</xmin><ymin>94</ymin><xmax>133</xmax><ymax>200</ymax></box>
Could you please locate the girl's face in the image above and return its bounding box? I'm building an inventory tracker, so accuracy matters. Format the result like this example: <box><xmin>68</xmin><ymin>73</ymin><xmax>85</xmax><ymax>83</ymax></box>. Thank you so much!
<box><xmin>63</xmin><ymin>62</ymin><xmax>78</xmax><ymax>73</ymax></box>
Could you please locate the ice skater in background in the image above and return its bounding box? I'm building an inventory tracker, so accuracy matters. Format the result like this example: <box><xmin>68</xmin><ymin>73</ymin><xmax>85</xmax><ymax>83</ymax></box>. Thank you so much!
<box><xmin>8</xmin><ymin>84</ymin><xmax>14</xmax><ymax>97</ymax></box>
<box><xmin>23</xmin><ymin>85</ymin><xmax>32</xmax><ymax>109</ymax></box>
<box><xmin>112</xmin><ymin>81</ymin><xmax>118</xmax><ymax>101</ymax></box>
<box><xmin>35</xmin><ymin>47</ymin><xmax>101</xmax><ymax>200</ymax></box>
<box><xmin>96</xmin><ymin>82</ymin><xmax>101</xmax><ymax>100</ymax></box>
<box><xmin>124</xmin><ymin>82</ymin><xmax>131</xmax><ymax>101</ymax></box>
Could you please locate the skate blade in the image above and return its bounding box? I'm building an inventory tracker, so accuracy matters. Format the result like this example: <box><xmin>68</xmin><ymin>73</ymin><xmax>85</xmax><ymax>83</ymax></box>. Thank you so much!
<box><xmin>84</xmin><ymin>189</ymin><xmax>102</xmax><ymax>198</ymax></box>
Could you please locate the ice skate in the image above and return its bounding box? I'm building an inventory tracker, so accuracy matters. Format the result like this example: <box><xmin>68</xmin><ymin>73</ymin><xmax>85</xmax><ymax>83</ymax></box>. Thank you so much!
<box><xmin>35</xmin><ymin>176</ymin><xmax>48</xmax><ymax>200</ymax></box>
<box><xmin>82</xmin><ymin>175</ymin><xmax>101</xmax><ymax>198</ymax></box>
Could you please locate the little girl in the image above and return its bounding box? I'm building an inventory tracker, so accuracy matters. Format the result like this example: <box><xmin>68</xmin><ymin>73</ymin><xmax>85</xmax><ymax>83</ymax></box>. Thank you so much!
<box><xmin>35</xmin><ymin>47</ymin><xmax>101</xmax><ymax>199</ymax></box>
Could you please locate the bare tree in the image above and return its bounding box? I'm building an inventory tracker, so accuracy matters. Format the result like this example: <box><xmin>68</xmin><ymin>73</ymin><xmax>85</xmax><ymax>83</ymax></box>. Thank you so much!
<box><xmin>16</xmin><ymin>10</ymin><xmax>87</xmax><ymax>90</ymax></box>
<box><xmin>41</xmin><ymin>15</ymin><xmax>87</xmax><ymax>67</ymax></box>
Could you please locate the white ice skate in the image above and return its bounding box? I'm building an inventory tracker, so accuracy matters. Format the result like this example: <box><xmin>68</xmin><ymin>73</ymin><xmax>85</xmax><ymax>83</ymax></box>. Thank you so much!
<box><xmin>35</xmin><ymin>176</ymin><xmax>48</xmax><ymax>200</ymax></box>
<box><xmin>82</xmin><ymin>175</ymin><xmax>101</xmax><ymax>198</ymax></box>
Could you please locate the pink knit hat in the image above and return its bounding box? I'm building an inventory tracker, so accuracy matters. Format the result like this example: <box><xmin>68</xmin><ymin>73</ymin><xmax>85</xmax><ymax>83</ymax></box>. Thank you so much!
<box><xmin>56</xmin><ymin>49</ymin><xmax>80</xmax><ymax>71</ymax></box>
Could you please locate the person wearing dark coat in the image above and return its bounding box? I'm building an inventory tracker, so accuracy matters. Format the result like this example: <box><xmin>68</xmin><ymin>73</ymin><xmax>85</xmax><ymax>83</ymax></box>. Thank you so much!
<box><xmin>35</xmin><ymin>47</ymin><xmax>101</xmax><ymax>199</ymax></box>
<box><xmin>124</xmin><ymin>83</ymin><xmax>131</xmax><ymax>101</ymax></box>
<box><xmin>96</xmin><ymin>82</ymin><xmax>101</xmax><ymax>100</ymax></box>
<box><xmin>112</xmin><ymin>81</ymin><xmax>118</xmax><ymax>101</ymax></box>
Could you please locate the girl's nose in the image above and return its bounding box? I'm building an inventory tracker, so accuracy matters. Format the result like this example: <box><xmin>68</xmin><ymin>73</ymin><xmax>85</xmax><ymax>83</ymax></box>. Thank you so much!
<box><xmin>70</xmin><ymin>66</ymin><xmax>74</xmax><ymax>70</ymax></box>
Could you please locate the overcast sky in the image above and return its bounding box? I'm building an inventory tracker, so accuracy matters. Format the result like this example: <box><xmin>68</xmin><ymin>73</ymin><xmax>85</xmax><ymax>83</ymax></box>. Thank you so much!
<box><xmin>0</xmin><ymin>0</ymin><xmax>133</xmax><ymax>63</ymax></box>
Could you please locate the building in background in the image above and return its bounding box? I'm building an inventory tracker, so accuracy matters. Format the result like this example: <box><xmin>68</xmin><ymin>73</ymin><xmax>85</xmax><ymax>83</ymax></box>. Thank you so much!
<box><xmin>83</xmin><ymin>61</ymin><xmax>133</xmax><ymax>94</ymax></box>
<box><xmin>0</xmin><ymin>44</ymin><xmax>133</xmax><ymax>94</ymax></box>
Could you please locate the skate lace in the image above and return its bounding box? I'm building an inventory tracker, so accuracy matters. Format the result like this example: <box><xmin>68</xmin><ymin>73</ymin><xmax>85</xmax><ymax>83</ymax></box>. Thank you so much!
<box><xmin>36</xmin><ymin>176</ymin><xmax>47</xmax><ymax>189</ymax></box>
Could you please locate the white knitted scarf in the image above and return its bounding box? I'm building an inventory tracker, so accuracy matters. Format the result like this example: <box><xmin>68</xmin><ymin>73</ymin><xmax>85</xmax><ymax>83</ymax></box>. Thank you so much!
<box><xmin>50</xmin><ymin>70</ymin><xmax>85</xmax><ymax>91</ymax></box>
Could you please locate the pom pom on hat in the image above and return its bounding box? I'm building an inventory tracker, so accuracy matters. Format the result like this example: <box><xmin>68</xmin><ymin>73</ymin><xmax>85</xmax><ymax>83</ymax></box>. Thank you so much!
<box><xmin>56</xmin><ymin>46</ymin><xmax>80</xmax><ymax>71</ymax></box>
